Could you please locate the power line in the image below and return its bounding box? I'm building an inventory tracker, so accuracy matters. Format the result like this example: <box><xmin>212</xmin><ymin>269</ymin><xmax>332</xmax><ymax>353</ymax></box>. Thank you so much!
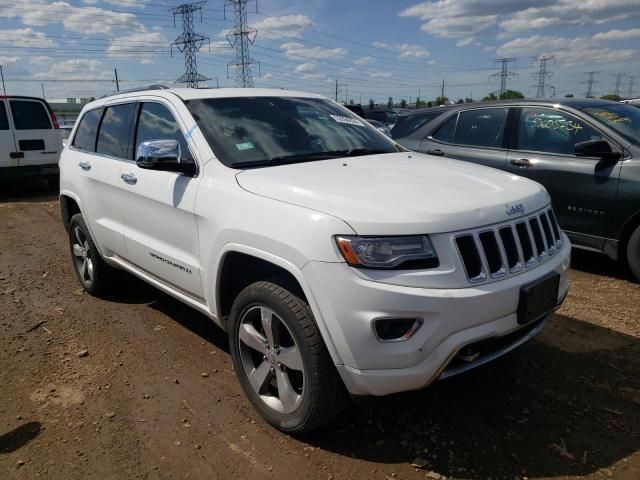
<box><xmin>490</xmin><ymin>57</ymin><xmax>517</xmax><ymax>98</ymax></box>
<box><xmin>583</xmin><ymin>71</ymin><xmax>600</xmax><ymax>98</ymax></box>
<box><xmin>531</xmin><ymin>55</ymin><xmax>555</xmax><ymax>98</ymax></box>
<box><xmin>170</xmin><ymin>1</ymin><xmax>210</xmax><ymax>88</ymax></box>
<box><xmin>224</xmin><ymin>0</ymin><xmax>259</xmax><ymax>87</ymax></box>
<box><xmin>628</xmin><ymin>75</ymin><xmax>636</xmax><ymax>99</ymax></box>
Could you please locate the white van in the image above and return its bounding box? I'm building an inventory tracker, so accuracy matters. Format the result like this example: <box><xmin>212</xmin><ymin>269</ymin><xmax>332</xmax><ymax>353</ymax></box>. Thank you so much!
<box><xmin>0</xmin><ymin>96</ymin><xmax>63</xmax><ymax>186</ymax></box>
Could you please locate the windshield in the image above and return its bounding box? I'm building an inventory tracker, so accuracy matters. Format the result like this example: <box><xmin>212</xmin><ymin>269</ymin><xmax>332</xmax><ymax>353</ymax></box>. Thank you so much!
<box><xmin>580</xmin><ymin>103</ymin><xmax>640</xmax><ymax>144</ymax></box>
<box><xmin>185</xmin><ymin>96</ymin><xmax>398</xmax><ymax>168</ymax></box>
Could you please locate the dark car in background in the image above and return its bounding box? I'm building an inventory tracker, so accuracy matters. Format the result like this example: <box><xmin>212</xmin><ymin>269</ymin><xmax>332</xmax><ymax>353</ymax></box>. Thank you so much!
<box><xmin>392</xmin><ymin>99</ymin><xmax>640</xmax><ymax>280</ymax></box>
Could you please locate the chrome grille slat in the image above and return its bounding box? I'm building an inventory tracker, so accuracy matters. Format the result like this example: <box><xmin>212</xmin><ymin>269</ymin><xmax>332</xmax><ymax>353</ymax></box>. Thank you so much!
<box><xmin>455</xmin><ymin>208</ymin><xmax>563</xmax><ymax>284</ymax></box>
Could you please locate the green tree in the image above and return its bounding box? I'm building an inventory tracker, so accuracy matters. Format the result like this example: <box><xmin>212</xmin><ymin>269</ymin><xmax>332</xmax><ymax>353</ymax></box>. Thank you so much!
<box><xmin>400</xmin><ymin>98</ymin><xmax>407</xmax><ymax>108</ymax></box>
<box><xmin>387</xmin><ymin>97</ymin><xmax>393</xmax><ymax>108</ymax></box>
<box><xmin>435</xmin><ymin>96</ymin><xmax>449</xmax><ymax>105</ymax></box>
<box><xmin>464</xmin><ymin>97</ymin><xmax>473</xmax><ymax>103</ymax></box>
<box><xmin>499</xmin><ymin>90</ymin><xmax>524</xmax><ymax>99</ymax></box>
<box><xmin>349</xmin><ymin>98</ymin><xmax>355</xmax><ymax>105</ymax></box>
<box><xmin>482</xmin><ymin>93</ymin><xmax>498</xmax><ymax>101</ymax></box>
<box><xmin>415</xmin><ymin>96</ymin><xmax>423</xmax><ymax>108</ymax></box>
<box><xmin>456</xmin><ymin>98</ymin><xmax>464</xmax><ymax>104</ymax></box>
<box><xmin>369</xmin><ymin>98</ymin><xmax>375</xmax><ymax>109</ymax></box>
<box><xmin>427</xmin><ymin>101</ymin><xmax>433</xmax><ymax>108</ymax></box>
<box><xmin>600</xmin><ymin>94</ymin><xmax>621</xmax><ymax>101</ymax></box>
<box><xmin>564</xmin><ymin>93</ymin><xmax>574</xmax><ymax>98</ymax></box>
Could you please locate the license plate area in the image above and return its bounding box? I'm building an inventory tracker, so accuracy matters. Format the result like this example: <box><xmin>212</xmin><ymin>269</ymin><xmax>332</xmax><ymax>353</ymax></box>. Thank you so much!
<box><xmin>517</xmin><ymin>272</ymin><xmax>560</xmax><ymax>325</ymax></box>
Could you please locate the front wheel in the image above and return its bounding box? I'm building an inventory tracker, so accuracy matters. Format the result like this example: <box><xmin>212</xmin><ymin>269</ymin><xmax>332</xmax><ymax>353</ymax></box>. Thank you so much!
<box><xmin>229</xmin><ymin>281</ymin><xmax>346</xmax><ymax>433</ymax></box>
<box><xmin>68</xmin><ymin>213</ymin><xmax>118</xmax><ymax>296</ymax></box>
<box><xmin>627</xmin><ymin>225</ymin><xmax>640</xmax><ymax>282</ymax></box>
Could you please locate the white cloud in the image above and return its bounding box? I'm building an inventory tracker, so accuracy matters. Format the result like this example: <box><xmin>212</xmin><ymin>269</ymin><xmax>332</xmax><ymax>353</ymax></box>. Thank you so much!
<box><xmin>500</xmin><ymin>0</ymin><xmax>639</xmax><ymax>34</ymax></box>
<box><xmin>83</xmin><ymin>0</ymin><xmax>145</xmax><ymax>7</ymax></box>
<box><xmin>355</xmin><ymin>56</ymin><xmax>374</xmax><ymax>65</ymax></box>
<box><xmin>107</xmin><ymin>29</ymin><xmax>167</xmax><ymax>64</ymax></box>
<box><xmin>497</xmin><ymin>34</ymin><xmax>635</xmax><ymax>67</ymax></box>
<box><xmin>373</xmin><ymin>42</ymin><xmax>430</xmax><ymax>58</ymax></box>
<box><xmin>294</xmin><ymin>62</ymin><xmax>316</xmax><ymax>73</ymax></box>
<box><xmin>280</xmin><ymin>42</ymin><xmax>347</xmax><ymax>60</ymax></box>
<box><xmin>0</xmin><ymin>1</ymin><xmax>141</xmax><ymax>34</ymax></box>
<box><xmin>30</xmin><ymin>56</ymin><xmax>54</xmax><ymax>66</ymax></box>
<box><xmin>251</xmin><ymin>15</ymin><xmax>312</xmax><ymax>40</ymax></box>
<box><xmin>34</xmin><ymin>58</ymin><xmax>111</xmax><ymax>80</ymax></box>
<box><xmin>592</xmin><ymin>28</ymin><xmax>640</xmax><ymax>41</ymax></box>
<box><xmin>0</xmin><ymin>56</ymin><xmax>21</xmax><ymax>65</ymax></box>
<box><xmin>0</xmin><ymin>28</ymin><xmax>55</xmax><ymax>48</ymax></box>
<box><xmin>370</xmin><ymin>71</ymin><xmax>393</xmax><ymax>79</ymax></box>
<box><xmin>456</xmin><ymin>37</ymin><xmax>474</xmax><ymax>47</ymax></box>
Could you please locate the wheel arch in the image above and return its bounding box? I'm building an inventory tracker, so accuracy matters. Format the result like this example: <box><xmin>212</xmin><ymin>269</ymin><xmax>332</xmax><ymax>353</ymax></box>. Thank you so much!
<box><xmin>618</xmin><ymin>208</ymin><xmax>640</xmax><ymax>262</ymax></box>
<box><xmin>59</xmin><ymin>191</ymin><xmax>82</xmax><ymax>232</ymax></box>
<box><xmin>214</xmin><ymin>244</ymin><xmax>343</xmax><ymax>366</ymax></box>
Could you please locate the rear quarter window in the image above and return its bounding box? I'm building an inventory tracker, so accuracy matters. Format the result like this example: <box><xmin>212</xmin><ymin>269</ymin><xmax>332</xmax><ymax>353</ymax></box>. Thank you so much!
<box><xmin>10</xmin><ymin>100</ymin><xmax>52</xmax><ymax>130</ymax></box>
<box><xmin>72</xmin><ymin>108</ymin><xmax>103</xmax><ymax>152</ymax></box>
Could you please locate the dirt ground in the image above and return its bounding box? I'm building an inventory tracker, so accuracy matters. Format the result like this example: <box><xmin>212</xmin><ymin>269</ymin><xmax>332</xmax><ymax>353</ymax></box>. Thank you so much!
<box><xmin>1</xmin><ymin>180</ymin><xmax>639</xmax><ymax>480</ymax></box>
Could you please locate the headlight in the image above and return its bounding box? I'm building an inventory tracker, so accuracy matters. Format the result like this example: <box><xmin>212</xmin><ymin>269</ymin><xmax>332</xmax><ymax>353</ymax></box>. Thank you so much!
<box><xmin>335</xmin><ymin>235</ymin><xmax>438</xmax><ymax>269</ymax></box>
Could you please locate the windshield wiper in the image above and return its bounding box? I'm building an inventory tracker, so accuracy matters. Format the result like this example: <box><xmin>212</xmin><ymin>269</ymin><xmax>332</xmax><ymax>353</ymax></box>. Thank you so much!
<box><xmin>232</xmin><ymin>148</ymin><xmax>395</xmax><ymax>169</ymax></box>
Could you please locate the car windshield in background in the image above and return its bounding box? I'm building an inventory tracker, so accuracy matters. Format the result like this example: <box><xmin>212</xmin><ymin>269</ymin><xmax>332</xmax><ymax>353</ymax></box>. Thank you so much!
<box><xmin>580</xmin><ymin>103</ymin><xmax>640</xmax><ymax>144</ymax></box>
<box><xmin>185</xmin><ymin>96</ymin><xmax>398</xmax><ymax>168</ymax></box>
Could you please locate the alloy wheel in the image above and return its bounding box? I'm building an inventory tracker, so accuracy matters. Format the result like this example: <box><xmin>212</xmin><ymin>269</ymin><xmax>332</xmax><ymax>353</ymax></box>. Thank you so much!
<box><xmin>72</xmin><ymin>225</ymin><xmax>94</xmax><ymax>286</ymax></box>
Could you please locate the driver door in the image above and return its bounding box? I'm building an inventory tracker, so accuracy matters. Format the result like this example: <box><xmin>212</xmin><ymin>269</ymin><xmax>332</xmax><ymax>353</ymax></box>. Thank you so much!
<box><xmin>118</xmin><ymin>100</ymin><xmax>204</xmax><ymax>300</ymax></box>
<box><xmin>505</xmin><ymin>106</ymin><xmax>622</xmax><ymax>248</ymax></box>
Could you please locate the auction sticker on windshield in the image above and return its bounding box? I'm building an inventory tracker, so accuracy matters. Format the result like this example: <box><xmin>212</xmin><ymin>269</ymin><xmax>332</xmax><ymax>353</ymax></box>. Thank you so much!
<box><xmin>330</xmin><ymin>114</ymin><xmax>364</xmax><ymax>126</ymax></box>
<box><xmin>235</xmin><ymin>142</ymin><xmax>256</xmax><ymax>151</ymax></box>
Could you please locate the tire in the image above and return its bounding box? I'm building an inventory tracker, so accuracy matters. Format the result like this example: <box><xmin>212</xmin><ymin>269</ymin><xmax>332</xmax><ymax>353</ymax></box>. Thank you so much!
<box><xmin>68</xmin><ymin>213</ymin><xmax>118</xmax><ymax>296</ymax></box>
<box><xmin>627</xmin><ymin>225</ymin><xmax>640</xmax><ymax>282</ymax></box>
<box><xmin>229</xmin><ymin>281</ymin><xmax>347</xmax><ymax>433</ymax></box>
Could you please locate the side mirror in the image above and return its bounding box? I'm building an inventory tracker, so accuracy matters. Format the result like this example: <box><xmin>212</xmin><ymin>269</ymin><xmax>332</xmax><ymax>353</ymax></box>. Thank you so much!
<box><xmin>136</xmin><ymin>140</ymin><xmax>196</xmax><ymax>176</ymax></box>
<box><xmin>574</xmin><ymin>139</ymin><xmax>621</xmax><ymax>162</ymax></box>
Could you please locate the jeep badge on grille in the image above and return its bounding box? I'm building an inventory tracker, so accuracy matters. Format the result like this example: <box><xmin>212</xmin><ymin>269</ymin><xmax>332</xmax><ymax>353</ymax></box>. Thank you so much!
<box><xmin>506</xmin><ymin>203</ymin><xmax>525</xmax><ymax>216</ymax></box>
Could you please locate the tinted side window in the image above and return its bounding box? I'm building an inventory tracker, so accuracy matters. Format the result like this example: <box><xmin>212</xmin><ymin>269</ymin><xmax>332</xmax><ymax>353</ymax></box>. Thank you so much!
<box><xmin>10</xmin><ymin>100</ymin><xmax>51</xmax><ymax>130</ymax></box>
<box><xmin>432</xmin><ymin>114</ymin><xmax>457</xmax><ymax>143</ymax></box>
<box><xmin>454</xmin><ymin>108</ymin><xmax>508</xmax><ymax>148</ymax></box>
<box><xmin>391</xmin><ymin>111</ymin><xmax>443</xmax><ymax>139</ymax></box>
<box><xmin>72</xmin><ymin>108</ymin><xmax>103</xmax><ymax>152</ymax></box>
<box><xmin>0</xmin><ymin>102</ymin><xmax>8</xmax><ymax>130</ymax></box>
<box><xmin>135</xmin><ymin>102</ymin><xmax>192</xmax><ymax>161</ymax></box>
<box><xmin>97</xmin><ymin>103</ymin><xmax>136</xmax><ymax>159</ymax></box>
<box><xmin>517</xmin><ymin>108</ymin><xmax>602</xmax><ymax>155</ymax></box>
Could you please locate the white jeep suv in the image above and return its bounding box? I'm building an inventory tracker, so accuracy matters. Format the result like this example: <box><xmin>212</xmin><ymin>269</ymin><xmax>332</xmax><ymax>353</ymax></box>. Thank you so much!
<box><xmin>59</xmin><ymin>87</ymin><xmax>571</xmax><ymax>432</ymax></box>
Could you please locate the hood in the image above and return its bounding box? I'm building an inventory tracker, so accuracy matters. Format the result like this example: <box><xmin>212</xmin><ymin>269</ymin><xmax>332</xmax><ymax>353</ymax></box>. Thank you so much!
<box><xmin>236</xmin><ymin>152</ymin><xmax>550</xmax><ymax>235</ymax></box>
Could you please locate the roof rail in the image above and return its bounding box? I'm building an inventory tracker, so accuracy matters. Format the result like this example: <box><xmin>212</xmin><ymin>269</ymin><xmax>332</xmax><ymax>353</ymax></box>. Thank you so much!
<box><xmin>100</xmin><ymin>84</ymin><xmax>169</xmax><ymax>99</ymax></box>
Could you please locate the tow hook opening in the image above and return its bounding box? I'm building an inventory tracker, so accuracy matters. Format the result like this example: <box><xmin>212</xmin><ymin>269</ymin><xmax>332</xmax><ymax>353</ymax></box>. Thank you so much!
<box><xmin>373</xmin><ymin>318</ymin><xmax>423</xmax><ymax>342</ymax></box>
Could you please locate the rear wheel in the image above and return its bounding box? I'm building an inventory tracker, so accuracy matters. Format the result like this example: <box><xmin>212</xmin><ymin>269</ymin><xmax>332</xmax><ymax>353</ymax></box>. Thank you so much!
<box><xmin>627</xmin><ymin>225</ymin><xmax>640</xmax><ymax>282</ymax></box>
<box><xmin>68</xmin><ymin>213</ymin><xmax>118</xmax><ymax>295</ymax></box>
<box><xmin>229</xmin><ymin>281</ymin><xmax>346</xmax><ymax>433</ymax></box>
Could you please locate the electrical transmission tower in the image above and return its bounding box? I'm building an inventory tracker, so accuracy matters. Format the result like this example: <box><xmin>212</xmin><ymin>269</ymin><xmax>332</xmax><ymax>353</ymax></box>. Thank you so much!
<box><xmin>613</xmin><ymin>73</ymin><xmax>626</xmax><ymax>97</ymax></box>
<box><xmin>583</xmin><ymin>71</ymin><xmax>600</xmax><ymax>98</ymax></box>
<box><xmin>170</xmin><ymin>2</ymin><xmax>210</xmax><ymax>88</ymax></box>
<box><xmin>225</xmin><ymin>0</ymin><xmax>259</xmax><ymax>88</ymax></box>
<box><xmin>490</xmin><ymin>58</ymin><xmax>517</xmax><ymax>98</ymax></box>
<box><xmin>628</xmin><ymin>75</ymin><xmax>636</xmax><ymax>99</ymax></box>
<box><xmin>531</xmin><ymin>55</ymin><xmax>555</xmax><ymax>98</ymax></box>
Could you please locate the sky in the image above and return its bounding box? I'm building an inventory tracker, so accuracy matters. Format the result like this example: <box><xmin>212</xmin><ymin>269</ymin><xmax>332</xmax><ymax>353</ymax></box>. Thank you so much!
<box><xmin>0</xmin><ymin>0</ymin><xmax>639</xmax><ymax>103</ymax></box>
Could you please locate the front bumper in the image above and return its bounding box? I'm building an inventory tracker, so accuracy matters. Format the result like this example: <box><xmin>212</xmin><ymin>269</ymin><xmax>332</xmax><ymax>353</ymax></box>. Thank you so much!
<box><xmin>303</xmin><ymin>234</ymin><xmax>571</xmax><ymax>396</ymax></box>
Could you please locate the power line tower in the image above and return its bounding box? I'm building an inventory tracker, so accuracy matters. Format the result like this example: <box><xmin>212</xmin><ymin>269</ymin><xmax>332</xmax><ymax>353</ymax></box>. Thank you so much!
<box><xmin>628</xmin><ymin>75</ymin><xmax>636</xmax><ymax>99</ymax></box>
<box><xmin>170</xmin><ymin>1</ymin><xmax>210</xmax><ymax>88</ymax></box>
<box><xmin>490</xmin><ymin>57</ymin><xmax>517</xmax><ymax>98</ymax></box>
<box><xmin>531</xmin><ymin>55</ymin><xmax>555</xmax><ymax>98</ymax></box>
<box><xmin>613</xmin><ymin>73</ymin><xmax>626</xmax><ymax>97</ymax></box>
<box><xmin>583</xmin><ymin>71</ymin><xmax>600</xmax><ymax>98</ymax></box>
<box><xmin>225</xmin><ymin>0</ymin><xmax>259</xmax><ymax>88</ymax></box>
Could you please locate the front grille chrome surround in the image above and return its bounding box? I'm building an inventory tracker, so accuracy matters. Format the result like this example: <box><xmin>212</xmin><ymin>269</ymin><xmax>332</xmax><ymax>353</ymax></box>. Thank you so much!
<box><xmin>455</xmin><ymin>207</ymin><xmax>563</xmax><ymax>284</ymax></box>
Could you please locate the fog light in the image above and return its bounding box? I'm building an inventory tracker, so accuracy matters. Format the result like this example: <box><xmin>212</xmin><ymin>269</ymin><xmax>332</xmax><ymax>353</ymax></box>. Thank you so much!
<box><xmin>373</xmin><ymin>318</ymin><xmax>423</xmax><ymax>342</ymax></box>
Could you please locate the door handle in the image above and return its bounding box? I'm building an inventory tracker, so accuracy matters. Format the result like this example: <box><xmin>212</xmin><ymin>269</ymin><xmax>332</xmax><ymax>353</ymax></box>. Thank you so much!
<box><xmin>426</xmin><ymin>149</ymin><xmax>445</xmax><ymax>156</ymax></box>
<box><xmin>79</xmin><ymin>161</ymin><xmax>91</xmax><ymax>171</ymax></box>
<box><xmin>120</xmin><ymin>173</ymin><xmax>137</xmax><ymax>185</ymax></box>
<box><xmin>510</xmin><ymin>158</ymin><xmax>532</xmax><ymax>167</ymax></box>
<box><xmin>10</xmin><ymin>152</ymin><xmax>25</xmax><ymax>159</ymax></box>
